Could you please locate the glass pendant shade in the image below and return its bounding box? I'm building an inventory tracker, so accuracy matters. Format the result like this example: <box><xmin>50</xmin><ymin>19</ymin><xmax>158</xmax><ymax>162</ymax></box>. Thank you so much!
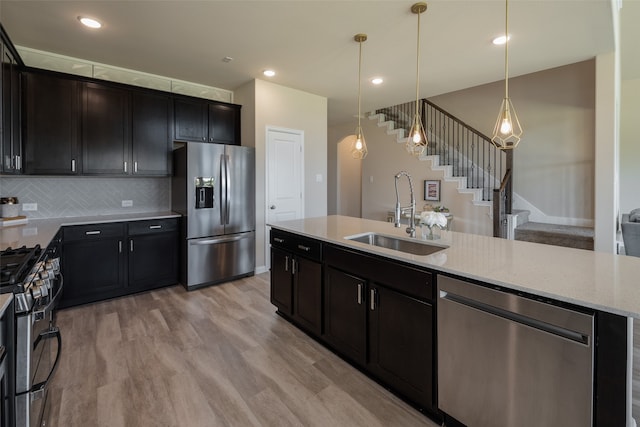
<box><xmin>491</xmin><ymin>97</ymin><xmax>522</xmax><ymax>149</ymax></box>
<box><xmin>405</xmin><ymin>113</ymin><xmax>427</xmax><ymax>156</ymax></box>
<box><xmin>491</xmin><ymin>0</ymin><xmax>522</xmax><ymax>150</ymax></box>
<box><xmin>351</xmin><ymin>126</ymin><xmax>368</xmax><ymax>159</ymax></box>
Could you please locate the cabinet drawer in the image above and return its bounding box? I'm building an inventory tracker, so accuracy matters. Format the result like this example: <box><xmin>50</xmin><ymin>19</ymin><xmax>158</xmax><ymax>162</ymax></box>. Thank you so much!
<box><xmin>270</xmin><ymin>229</ymin><xmax>322</xmax><ymax>261</ymax></box>
<box><xmin>326</xmin><ymin>245</ymin><xmax>433</xmax><ymax>301</ymax></box>
<box><xmin>128</xmin><ymin>218</ymin><xmax>179</xmax><ymax>236</ymax></box>
<box><xmin>63</xmin><ymin>223</ymin><xmax>125</xmax><ymax>241</ymax></box>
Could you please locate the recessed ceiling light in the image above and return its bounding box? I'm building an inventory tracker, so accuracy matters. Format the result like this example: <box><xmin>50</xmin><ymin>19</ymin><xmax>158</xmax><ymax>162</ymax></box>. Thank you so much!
<box><xmin>263</xmin><ymin>70</ymin><xmax>276</xmax><ymax>77</ymax></box>
<box><xmin>371</xmin><ymin>77</ymin><xmax>383</xmax><ymax>85</ymax></box>
<box><xmin>78</xmin><ymin>16</ymin><xmax>102</xmax><ymax>29</ymax></box>
<box><xmin>492</xmin><ymin>34</ymin><xmax>510</xmax><ymax>45</ymax></box>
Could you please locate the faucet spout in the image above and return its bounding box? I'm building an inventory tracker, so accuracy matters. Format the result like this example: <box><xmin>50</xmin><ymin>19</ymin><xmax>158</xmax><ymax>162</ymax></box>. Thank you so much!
<box><xmin>394</xmin><ymin>171</ymin><xmax>416</xmax><ymax>237</ymax></box>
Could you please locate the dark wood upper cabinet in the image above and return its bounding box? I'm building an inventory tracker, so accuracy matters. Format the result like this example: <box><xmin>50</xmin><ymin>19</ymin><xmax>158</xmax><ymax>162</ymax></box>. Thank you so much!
<box><xmin>131</xmin><ymin>91</ymin><xmax>172</xmax><ymax>175</ymax></box>
<box><xmin>174</xmin><ymin>98</ymin><xmax>208</xmax><ymax>143</ymax></box>
<box><xmin>82</xmin><ymin>82</ymin><xmax>130</xmax><ymax>175</ymax></box>
<box><xmin>24</xmin><ymin>71</ymin><xmax>81</xmax><ymax>175</ymax></box>
<box><xmin>208</xmin><ymin>103</ymin><xmax>240</xmax><ymax>145</ymax></box>
<box><xmin>1</xmin><ymin>42</ymin><xmax>22</xmax><ymax>174</ymax></box>
<box><xmin>175</xmin><ymin>97</ymin><xmax>240</xmax><ymax>145</ymax></box>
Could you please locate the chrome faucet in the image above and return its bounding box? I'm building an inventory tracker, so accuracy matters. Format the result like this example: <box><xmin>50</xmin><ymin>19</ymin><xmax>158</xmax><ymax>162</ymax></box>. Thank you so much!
<box><xmin>394</xmin><ymin>171</ymin><xmax>416</xmax><ymax>237</ymax></box>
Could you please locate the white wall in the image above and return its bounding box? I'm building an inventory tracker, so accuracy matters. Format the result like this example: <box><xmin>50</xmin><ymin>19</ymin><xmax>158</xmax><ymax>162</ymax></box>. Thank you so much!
<box><xmin>235</xmin><ymin>79</ymin><xmax>328</xmax><ymax>271</ymax></box>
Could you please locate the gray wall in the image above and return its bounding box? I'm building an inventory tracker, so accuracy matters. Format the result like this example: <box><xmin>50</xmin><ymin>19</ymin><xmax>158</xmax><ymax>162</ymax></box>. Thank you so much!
<box><xmin>0</xmin><ymin>176</ymin><xmax>170</xmax><ymax>219</ymax></box>
<box><xmin>429</xmin><ymin>60</ymin><xmax>596</xmax><ymax>224</ymax></box>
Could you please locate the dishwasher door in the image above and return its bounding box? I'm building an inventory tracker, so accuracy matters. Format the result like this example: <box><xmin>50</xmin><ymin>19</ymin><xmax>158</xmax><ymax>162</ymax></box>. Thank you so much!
<box><xmin>437</xmin><ymin>275</ymin><xmax>594</xmax><ymax>427</ymax></box>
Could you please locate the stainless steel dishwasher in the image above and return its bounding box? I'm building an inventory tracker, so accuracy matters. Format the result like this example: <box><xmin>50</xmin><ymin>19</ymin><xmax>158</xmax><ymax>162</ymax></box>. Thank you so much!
<box><xmin>437</xmin><ymin>275</ymin><xmax>594</xmax><ymax>427</ymax></box>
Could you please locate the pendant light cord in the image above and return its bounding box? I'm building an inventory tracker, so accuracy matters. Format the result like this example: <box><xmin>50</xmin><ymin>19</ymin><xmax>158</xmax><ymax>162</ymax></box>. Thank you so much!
<box><xmin>415</xmin><ymin>10</ymin><xmax>421</xmax><ymax>118</ymax></box>
<box><xmin>358</xmin><ymin>38</ymin><xmax>363</xmax><ymax>131</ymax></box>
<box><xmin>504</xmin><ymin>0</ymin><xmax>509</xmax><ymax>100</ymax></box>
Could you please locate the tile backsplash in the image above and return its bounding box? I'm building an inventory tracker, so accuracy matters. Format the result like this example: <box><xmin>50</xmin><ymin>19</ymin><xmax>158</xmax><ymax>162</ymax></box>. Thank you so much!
<box><xmin>0</xmin><ymin>176</ymin><xmax>170</xmax><ymax>219</ymax></box>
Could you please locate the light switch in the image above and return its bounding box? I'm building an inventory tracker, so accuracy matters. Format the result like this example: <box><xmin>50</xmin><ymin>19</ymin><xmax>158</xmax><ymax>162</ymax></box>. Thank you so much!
<box><xmin>369</xmin><ymin>176</ymin><xmax>374</xmax><ymax>183</ymax></box>
<box><xmin>315</xmin><ymin>174</ymin><xmax>323</xmax><ymax>183</ymax></box>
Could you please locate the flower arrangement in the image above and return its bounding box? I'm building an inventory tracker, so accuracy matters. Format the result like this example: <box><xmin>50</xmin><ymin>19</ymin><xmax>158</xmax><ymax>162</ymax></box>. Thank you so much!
<box><xmin>419</xmin><ymin>211</ymin><xmax>448</xmax><ymax>239</ymax></box>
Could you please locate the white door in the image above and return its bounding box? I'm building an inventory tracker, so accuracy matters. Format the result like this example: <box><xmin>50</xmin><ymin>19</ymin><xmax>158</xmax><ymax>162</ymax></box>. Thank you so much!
<box><xmin>266</xmin><ymin>127</ymin><xmax>304</xmax><ymax>224</ymax></box>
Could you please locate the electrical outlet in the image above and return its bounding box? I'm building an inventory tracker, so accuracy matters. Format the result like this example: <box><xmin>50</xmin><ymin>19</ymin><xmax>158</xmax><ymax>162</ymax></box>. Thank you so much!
<box><xmin>121</xmin><ymin>200</ymin><xmax>133</xmax><ymax>207</ymax></box>
<box><xmin>22</xmin><ymin>203</ymin><xmax>37</xmax><ymax>211</ymax></box>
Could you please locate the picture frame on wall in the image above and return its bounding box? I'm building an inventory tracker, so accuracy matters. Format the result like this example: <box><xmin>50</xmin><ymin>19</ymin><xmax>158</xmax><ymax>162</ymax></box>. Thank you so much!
<box><xmin>424</xmin><ymin>180</ymin><xmax>441</xmax><ymax>201</ymax></box>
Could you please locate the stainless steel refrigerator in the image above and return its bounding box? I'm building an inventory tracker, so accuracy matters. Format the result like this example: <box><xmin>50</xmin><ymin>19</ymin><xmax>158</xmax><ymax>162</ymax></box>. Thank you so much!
<box><xmin>172</xmin><ymin>142</ymin><xmax>255</xmax><ymax>290</ymax></box>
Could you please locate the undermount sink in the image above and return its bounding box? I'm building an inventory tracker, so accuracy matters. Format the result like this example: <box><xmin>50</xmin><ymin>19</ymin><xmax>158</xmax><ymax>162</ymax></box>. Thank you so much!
<box><xmin>345</xmin><ymin>232</ymin><xmax>447</xmax><ymax>256</ymax></box>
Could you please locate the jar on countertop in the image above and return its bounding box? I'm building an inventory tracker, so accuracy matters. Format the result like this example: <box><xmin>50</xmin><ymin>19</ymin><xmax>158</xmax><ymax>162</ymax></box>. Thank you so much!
<box><xmin>0</xmin><ymin>197</ymin><xmax>21</xmax><ymax>218</ymax></box>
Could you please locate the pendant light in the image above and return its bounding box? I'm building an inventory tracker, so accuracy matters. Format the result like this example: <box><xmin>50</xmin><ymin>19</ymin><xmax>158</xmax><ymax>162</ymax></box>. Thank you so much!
<box><xmin>491</xmin><ymin>0</ymin><xmax>522</xmax><ymax>149</ymax></box>
<box><xmin>406</xmin><ymin>2</ymin><xmax>428</xmax><ymax>157</ymax></box>
<box><xmin>351</xmin><ymin>34</ymin><xmax>368</xmax><ymax>159</ymax></box>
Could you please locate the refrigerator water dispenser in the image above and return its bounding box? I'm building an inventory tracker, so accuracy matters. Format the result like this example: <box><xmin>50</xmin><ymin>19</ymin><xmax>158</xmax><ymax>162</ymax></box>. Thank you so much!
<box><xmin>195</xmin><ymin>177</ymin><xmax>215</xmax><ymax>209</ymax></box>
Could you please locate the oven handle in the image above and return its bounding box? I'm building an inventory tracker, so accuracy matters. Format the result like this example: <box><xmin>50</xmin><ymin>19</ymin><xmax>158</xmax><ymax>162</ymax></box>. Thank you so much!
<box><xmin>30</xmin><ymin>326</ymin><xmax>62</xmax><ymax>400</ymax></box>
<box><xmin>33</xmin><ymin>274</ymin><xmax>63</xmax><ymax>322</ymax></box>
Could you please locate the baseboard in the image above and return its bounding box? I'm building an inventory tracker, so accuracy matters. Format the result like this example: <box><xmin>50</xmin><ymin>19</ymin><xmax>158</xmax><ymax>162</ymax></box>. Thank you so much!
<box><xmin>255</xmin><ymin>265</ymin><xmax>268</xmax><ymax>275</ymax></box>
<box><xmin>513</xmin><ymin>193</ymin><xmax>594</xmax><ymax>227</ymax></box>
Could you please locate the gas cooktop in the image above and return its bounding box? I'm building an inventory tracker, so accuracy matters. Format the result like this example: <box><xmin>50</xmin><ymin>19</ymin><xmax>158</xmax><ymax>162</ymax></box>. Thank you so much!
<box><xmin>0</xmin><ymin>245</ymin><xmax>42</xmax><ymax>292</ymax></box>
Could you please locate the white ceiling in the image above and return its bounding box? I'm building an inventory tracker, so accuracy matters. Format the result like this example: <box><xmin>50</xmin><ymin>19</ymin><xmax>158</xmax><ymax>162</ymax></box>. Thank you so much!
<box><xmin>1</xmin><ymin>0</ymin><xmax>623</xmax><ymax>126</ymax></box>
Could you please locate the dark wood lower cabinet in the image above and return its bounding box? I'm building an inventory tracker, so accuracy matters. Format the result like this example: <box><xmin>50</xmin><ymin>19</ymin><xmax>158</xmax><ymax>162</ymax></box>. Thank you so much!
<box><xmin>323</xmin><ymin>266</ymin><xmax>367</xmax><ymax>366</ymax></box>
<box><xmin>270</xmin><ymin>247</ymin><xmax>293</xmax><ymax>316</ymax></box>
<box><xmin>60</xmin><ymin>218</ymin><xmax>179</xmax><ymax>308</ymax></box>
<box><xmin>292</xmin><ymin>257</ymin><xmax>322</xmax><ymax>335</ymax></box>
<box><xmin>368</xmin><ymin>283</ymin><xmax>434</xmax><ymax>410</ymax></box>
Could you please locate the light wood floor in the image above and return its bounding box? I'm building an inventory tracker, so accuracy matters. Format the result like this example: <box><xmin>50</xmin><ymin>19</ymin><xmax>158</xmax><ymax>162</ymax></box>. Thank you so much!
<box><xmin>47</xmin><ymin>273</ymin><xmax>439</xmax><ymax>427</ymax></box>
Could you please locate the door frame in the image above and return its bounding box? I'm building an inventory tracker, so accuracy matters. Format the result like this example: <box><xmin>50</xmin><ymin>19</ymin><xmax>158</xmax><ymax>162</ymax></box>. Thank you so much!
<box><xmin>265</xmin><ymin>126</ymin><xmax>305</xmax><ymax>270</ymax></box>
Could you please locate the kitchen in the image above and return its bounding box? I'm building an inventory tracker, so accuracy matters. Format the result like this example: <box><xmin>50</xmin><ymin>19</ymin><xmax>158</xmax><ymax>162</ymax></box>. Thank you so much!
<box><xmin>1</xmin><ymin>0</ymin><xmax>640</xmax><ymax>427</ymax></box>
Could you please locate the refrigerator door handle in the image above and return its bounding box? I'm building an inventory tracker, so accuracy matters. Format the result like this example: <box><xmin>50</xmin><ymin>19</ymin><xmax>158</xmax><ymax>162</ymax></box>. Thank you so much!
<box><xmin>225</xmin><ymin>154</ymin><xmax>231</xmax><ymax>225</ymax></box>
<box><xmin>220</xmin><ymin>154</ymin><xmax>227</xmax><ymax>226</ymax></box>
<box><xmin>191</xmin><ymin>235</ymin><xmax>247</xmax><ymax>245</ymax></box>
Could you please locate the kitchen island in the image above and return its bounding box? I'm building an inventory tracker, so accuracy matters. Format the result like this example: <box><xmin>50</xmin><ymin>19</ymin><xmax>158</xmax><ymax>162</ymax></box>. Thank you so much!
<box><xmin>268</xmin><ymin>215</ymin><xmax>638</xmax><ymax>427</ymax></box>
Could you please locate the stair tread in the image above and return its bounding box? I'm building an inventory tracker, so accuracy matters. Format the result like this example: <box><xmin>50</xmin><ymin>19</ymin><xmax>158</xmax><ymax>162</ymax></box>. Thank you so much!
<box><xmin>515</xmin><ymin>222</ymin><xmax>594</xmax><ymax>239</ymax></box>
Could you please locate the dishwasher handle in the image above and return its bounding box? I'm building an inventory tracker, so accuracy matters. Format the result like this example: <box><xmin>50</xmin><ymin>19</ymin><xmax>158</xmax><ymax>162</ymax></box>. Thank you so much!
<box><xmin>439</xmin><ymin>290</ymin><xmax>591</xmax><ymax>346</ymax></box>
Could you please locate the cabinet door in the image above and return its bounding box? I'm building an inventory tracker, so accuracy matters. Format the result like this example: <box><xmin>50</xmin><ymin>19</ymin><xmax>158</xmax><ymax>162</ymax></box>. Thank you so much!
<box><xmin>61</xmin><ymin>237</ymin><xmax>126</xmax><ymax>308</ymax></box>
<box><xmin>208</xmin><ymin>103</ymin><xmax>240</xmax><ymax>145</ymax></box>
<box><xmin>82</xmin><ymin>82</ymin><xmax>130</xmax><ymax>174</ymax></box>
<box><xmin>131</xmin><ymin>91</ymin><xmax>171</xmax><ymax>175</ymax></box>
<box><xmin>174</xmin><ymin>98</ymin><xmax>207</xmax><ymax>142</ymax></box>
<box><xmin>128</xmin><ymin>232</ymin><xmax>178</xmax><ymax>290</ymax></box>
<box><xmin>368</xmin><ymin>284</ymin><xmax>434</xmax><ymax>410</ymax></box>
<box><xmin>293</xmin><ymin>256</ymin><xmax>322</xmax><ymax>335</ymax></box>
<box><xmin>270</xmin><ymin>247</ymin><xmax>293</xmax><ymax>315</ymax></box>
<box><xmin>323</xmin><ymin>266</ymin><xmax>367</xmax><ymax>366</ymax></box>
<box><xmin>24</xmin><ymin>72</ymin><xmax>80</xmax><ymax>174</ymax></box>
<box><xmin>1</xmin><ymin>45</ymin><xmax>21</xmax><ymax>173</ymax></box>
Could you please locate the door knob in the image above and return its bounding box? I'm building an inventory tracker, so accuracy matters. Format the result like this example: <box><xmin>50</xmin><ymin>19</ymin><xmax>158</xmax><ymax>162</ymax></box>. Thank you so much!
<box><xmin>270</xmin><ymin>205</ymin><xmax>276</xmax><ymax>210</ymax></box>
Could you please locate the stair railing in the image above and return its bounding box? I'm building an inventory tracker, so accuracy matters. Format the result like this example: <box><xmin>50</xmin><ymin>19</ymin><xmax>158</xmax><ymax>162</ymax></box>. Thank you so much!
<box><xmin>493</xmin><ymin>168</ymin><xmax>512</xmax><ymax>238</ymax></box>
<box><xmin>375</xmin><ymin>99</ymin><xmax>507</xmax><ymax>202</ymax></box>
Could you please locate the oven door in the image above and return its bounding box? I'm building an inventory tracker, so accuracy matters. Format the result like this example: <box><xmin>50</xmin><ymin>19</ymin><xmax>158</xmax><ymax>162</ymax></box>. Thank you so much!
<box><xmin>15</xmin><ymin>278</ymin><xmax>62</xmax><ymax>427</ymax></box>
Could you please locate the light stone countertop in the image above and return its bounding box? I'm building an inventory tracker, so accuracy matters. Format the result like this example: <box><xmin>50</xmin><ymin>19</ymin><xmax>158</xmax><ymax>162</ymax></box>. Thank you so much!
<box><xmin>0</xmin><ymin>211</ymin><xmax>180</xmax><ymax>249</ymax></box>
<box><xmin>268</xmin><ymin>215</ymin><xmax>640</xmax><ymax>318</ymax></box>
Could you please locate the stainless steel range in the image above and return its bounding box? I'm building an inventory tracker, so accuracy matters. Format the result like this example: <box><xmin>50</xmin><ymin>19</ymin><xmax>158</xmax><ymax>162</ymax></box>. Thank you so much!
<box><xmin>0</xmin><ymin>241</ymin><xmax>63</xmax><ymax>427</ymax></box>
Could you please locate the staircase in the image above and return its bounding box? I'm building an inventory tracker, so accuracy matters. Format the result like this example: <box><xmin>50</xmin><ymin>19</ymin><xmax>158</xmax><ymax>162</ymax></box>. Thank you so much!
<box><xmin>371</xmin><ymin>100</ymin><xmax>506</xmax><ymax>208</ymax></box>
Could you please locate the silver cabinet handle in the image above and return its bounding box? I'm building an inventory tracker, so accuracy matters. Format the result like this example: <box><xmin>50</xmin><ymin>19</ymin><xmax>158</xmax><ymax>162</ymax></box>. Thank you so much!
<box><xmin>297</xmin><ymin>245</ymin><xmax>311</xmax><ymax>252</ymax></box>
<box><xmin>85</xmin><ymin>230</ymin><xmax>101</xmax><ymax>235</ymax></box>
<box><xmin>357</xmin><ymin>283</ymin><xmax>363</xmax><ymax>305</ymax></box>
<box><xmin>149</xmin><ymin>225</ymin><xmax>162</xmax><ymax>229</ymax></box>
<box><xmin>124</xmin><ymin>161</ymin><xmax>128</xmax><ymax>173</ymax></box>
<box><xmin>134</xmin><ymin>161</ymin><xmax>138</xmax><ymax>173</ymax></box>
<box><xmin>274</xmin><ymin>237</ymin><xmax>284</xmax><ymax>243</ymax></box>
<box><xmin>284</xmin><ymin>255</ymin><xmax>289</xmax><ymax>272</ymax></box>
<box><xmin>370</xmin><ymin>289</ymin><xmax>376</xmax><ymax>311</ymax></box>
<box><xmin>71</xmin><ymin>159</ymin><xmax>76</xmax><ymax>172</ymax></box>
<box><xmin>130</xmin><ymin>240</ymin><xmax>134</xmax><ymax>252</ymax></box>
<box><xmin>15</xmin><ymin>155</ymin><xmax>21</xmax><ymax>170</ymax></box>
<box><xmin>291</xmin><ymin>258</ymin><xmax>297</xmax><ymax>275</ymax></box>
<box><xmin>118</xmin><ymin>241</ymin><xmax>122</xmax><ymax>253</ymax></box>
